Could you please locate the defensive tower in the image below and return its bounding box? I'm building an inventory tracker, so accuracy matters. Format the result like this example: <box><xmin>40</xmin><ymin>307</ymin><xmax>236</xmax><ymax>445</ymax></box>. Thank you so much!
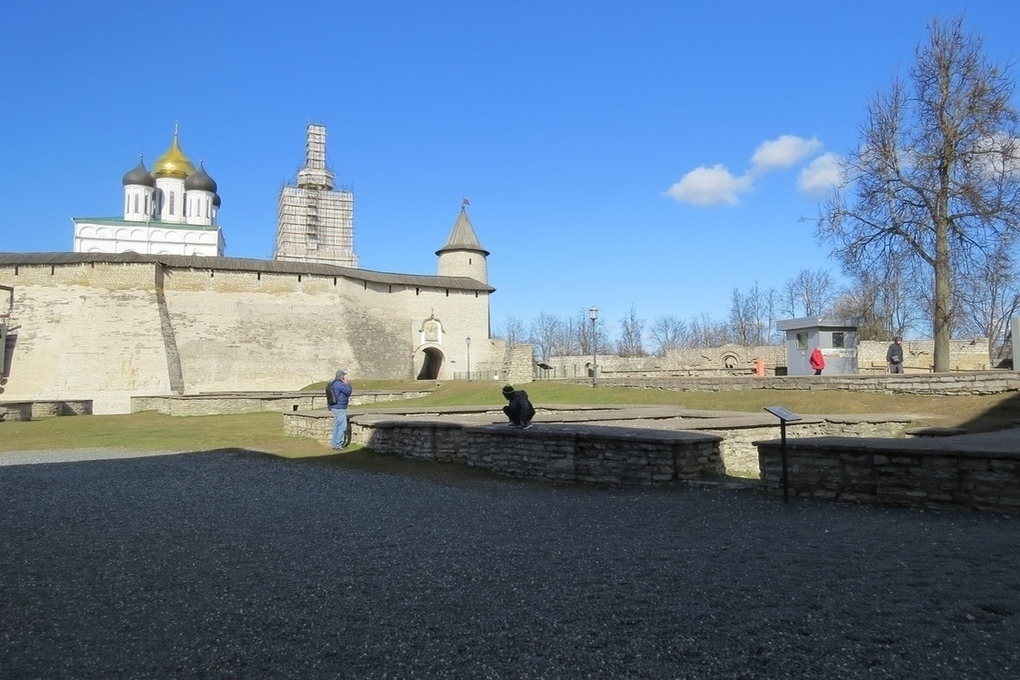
<box><xmin>275</xmin><ymin>124</ymin><xmax>357</xmax><ymax>268</ymax></box>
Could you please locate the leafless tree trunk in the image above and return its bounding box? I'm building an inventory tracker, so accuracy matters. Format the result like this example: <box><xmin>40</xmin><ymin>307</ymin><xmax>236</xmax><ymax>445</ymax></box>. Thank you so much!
<box><xmin>494</xmin><ymin>316</ymin><xmax>527</xmax><ymax>345</ymax></box>
<box><xmin>688</xmin><ymin>313</ymin><xmax>731</xmax><ymax>348</ymax></box>
<box><xmin>529</xmin><ymin>312</ymin><xmax>563</xmax><ymax>362</ymax></box>
<box><xmin>617</xmin><ymin>305</ymin><xmax>646</xmax><ymax>357</ymax></box>
<box><xmin>954</xmin><ymin>244</ymin><xmax>1020</xmax><ymax>363</ymax></box>
<box><xmin>649</xmin><ymin>315</ymin><xmax>688</xmax><ymax>355</ymax></box>
<box><xmin>730</xmin><ymin>282</ymin><xmax>777</xmax><ymax>346</ymax></box>
<box><xmin>782</xmin><ymin>269</ymin><xmax>837</xmax><ymax>318</ymax></box>
<box><xmin>817</xmin><ymin>17</ymin><xmax>1020</xmax><ymax>371</ymax></box>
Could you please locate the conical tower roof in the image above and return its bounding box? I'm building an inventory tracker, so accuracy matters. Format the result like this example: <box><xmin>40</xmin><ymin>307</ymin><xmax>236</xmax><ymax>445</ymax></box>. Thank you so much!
<box><xmin>436</xmin><ymin>206</ymin><xmax>489</xmax><ymax>256</ymax></box>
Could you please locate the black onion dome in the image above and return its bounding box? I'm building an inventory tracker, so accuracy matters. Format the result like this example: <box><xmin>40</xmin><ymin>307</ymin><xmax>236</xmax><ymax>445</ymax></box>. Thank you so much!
<box><xmin>122</xmin><ymin>158</ymin><xmax>155</xmax><ymax>187</ymax></box>
<box><xmin>184</xmin><ymin>162</ymin><xmax>217</xmax><ymax>192</ymax></box>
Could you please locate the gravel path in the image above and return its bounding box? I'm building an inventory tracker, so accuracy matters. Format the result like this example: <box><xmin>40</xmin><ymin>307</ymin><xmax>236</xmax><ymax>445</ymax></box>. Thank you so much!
<box><xmin>1</xmin><ymin>449</ymin><xmax>1018</xmax><ymax>679</ymax></box>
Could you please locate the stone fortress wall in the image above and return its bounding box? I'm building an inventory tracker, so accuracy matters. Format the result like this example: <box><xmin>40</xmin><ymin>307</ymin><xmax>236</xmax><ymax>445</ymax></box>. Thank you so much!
<box><xmin>540</xmin><ymin>338</ymin><xmax>994</xmax><ymax>380</ymax></box>
<box><xmin>0</xmin><ymin>250</ymin><xmax>1002</xmax><ymax>417</ymax></box>
<box><xmin>0</xmin><ymin>255</ymin><xmax>502</xmax><ymax>414</ymax></box>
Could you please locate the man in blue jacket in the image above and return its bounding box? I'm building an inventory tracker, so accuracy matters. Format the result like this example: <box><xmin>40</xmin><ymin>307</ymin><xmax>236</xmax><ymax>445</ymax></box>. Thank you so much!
<box><xmin>326</xmin><ymin>369</ymin><xmax>353</xmax><ymax>449</ymax></box>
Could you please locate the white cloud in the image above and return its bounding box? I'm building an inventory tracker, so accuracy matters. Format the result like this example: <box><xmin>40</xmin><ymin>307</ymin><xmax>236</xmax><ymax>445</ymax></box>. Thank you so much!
<box><xmin>751</xmin><ymin>135</ymin><xmax>822</xmax><ymax>173</ymax></box>
<box><xmin>797</xmin><ymin>152</ymin><xmax>843</xmax><ymax>195</ymax></box>
<box><xmin>665</xmin><ymin>164</ymin><xmax>751</xmax><ymax>206</ymax></box>
<box><xmin>970</xmin><ymin>133</ymin><xmax>1020</xmax><ymax>179</ymax></box>
<box><xmin>667</xmin><ymin>134</ymin><xmax>828</xmax><ymax>206</ymax></box>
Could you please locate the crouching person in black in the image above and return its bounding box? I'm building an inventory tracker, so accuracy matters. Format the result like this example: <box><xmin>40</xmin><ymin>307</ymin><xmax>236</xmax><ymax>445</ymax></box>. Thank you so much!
<box><xmin>501</xmin><ymin>384</ymin><xmax>536</xmax><ymax>429</ymax></box>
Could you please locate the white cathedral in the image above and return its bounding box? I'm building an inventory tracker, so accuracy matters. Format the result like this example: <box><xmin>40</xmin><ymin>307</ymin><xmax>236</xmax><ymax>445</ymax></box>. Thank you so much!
<box><xmin>72</xmin><ymin>127</ymin><xmax>225</xmax><ymax>256</ymax></box>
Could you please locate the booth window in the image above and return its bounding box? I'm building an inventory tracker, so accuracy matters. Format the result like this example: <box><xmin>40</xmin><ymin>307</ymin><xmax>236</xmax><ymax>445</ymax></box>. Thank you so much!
<box><xmin>796</xmin><ymin>332</ymin><xmax>808</xmax><ymax>350</ymax></box>
<box><xmin>832</xmin><ymin>332</ymin><xmax>845</xmax><ymax>348</ymax></box>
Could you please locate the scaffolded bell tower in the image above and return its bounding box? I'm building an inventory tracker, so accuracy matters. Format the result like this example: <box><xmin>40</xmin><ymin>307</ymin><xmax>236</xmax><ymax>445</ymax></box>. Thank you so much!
<box><xmin>274</xmin><ymin>124</ymin><xmax>357</xmax><ymax>267</ymax></box>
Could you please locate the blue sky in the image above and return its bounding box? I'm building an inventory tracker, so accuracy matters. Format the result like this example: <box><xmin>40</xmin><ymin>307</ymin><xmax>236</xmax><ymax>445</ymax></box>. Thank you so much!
<box><xmin>3</xmin><ymin>1</ymin><xmax>1019</xmax><ymax>338</ymax></box>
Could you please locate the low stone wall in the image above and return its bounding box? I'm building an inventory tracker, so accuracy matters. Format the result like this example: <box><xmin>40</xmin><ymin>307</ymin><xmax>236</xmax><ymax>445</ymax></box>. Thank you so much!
<box><xmin>705</xmin><ymin>417</ymin><xmax>909</xmax><ymax>477</ymax></box>
<box><xmin>0</xmin><ymin>400</ymin><xmax>92</xmax><ymax>421</ymax></box>
<box><xmin>284</xmin><ymin>409</ymin><xmax>914</xmax><ymax>480</ymax></box>
<box><xmin>131</xmin><ymin>390</ymin><xmax>431</xmax><ymax>416</ymax></box>
<box><xmin>581</xmin><ymin>371</ymin><xmax>1020</xmax><ymax>396</ymax></box>
<box><xmin>756</xmin><ymin>436</ymin><xmax>1020</xmax><ymax>511</ymax></box>
<box><xmin>542</xmin><ymin>339</ymin><xmax>992</xmax><ymax>376</ymax></box>
<box><xmin>357</xmin><ymin>420</ymin><xmax>467</xmax><ymax>464</ymax></box>
<box><xmin>285</xmin><ymin>412</ymin><xmax>724</xmax><ymax>486</ymax></box>
<box><xmin>465</xmin><ymin>425</ymin><xmax>723</xmax><ymax>485</ymax></box>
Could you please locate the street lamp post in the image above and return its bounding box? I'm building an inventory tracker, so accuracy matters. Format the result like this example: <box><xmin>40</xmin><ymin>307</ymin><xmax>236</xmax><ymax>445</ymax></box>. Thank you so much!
<box><xmin>588</xmin><ymin>306</ymin><xmax>598</xmax><ymax>387</ymax></box>
<box><xmin>465</xmin><ymin>336</ymin><xmax>472</xmax><ymax>381</ymax></box>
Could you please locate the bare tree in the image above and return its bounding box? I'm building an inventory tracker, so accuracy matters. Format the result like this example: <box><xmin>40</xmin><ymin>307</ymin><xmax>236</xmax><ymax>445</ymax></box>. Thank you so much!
<box><xmin>688</xmin><ymin>313</ymin><xmax>731</xmax><ymax>348</ymax></box>
<box><xmin>649</xmin><ymin>315</ymin><xmax>687</xmax><ymax>355</ymax></box>
<box><xmin>954</xmin><ymin>243</ymin><xmax>1020</xmax><ymax>362</ymax></box>
<box><xmin>529</xmin><ymin>313</ymin><xmax>563</xmax><ymax>361</ymax></box>
<box><xmin>493</xmin><ymin>316</ymin><xmax>527</xmax><ymax>345</ymax></box>
<box><xmin>817</xmin><ymin>17</ymin><xmax>1020</xmax><ymax>371</ymax></box>
<box><xmin>830</xmin><ymin>276</ymin><xmax>891</xmax><ymax>341</ymax></box>
<box><xmin>831</xmin><ymin>252</ymin><xmax>925</xmax><ymax>341</ymax></box>
<box><xmin>730</xmin><ymin>282</ymin><xmax>776</xmax><ymax>346</ymax></box>
<box><xmin>782</xmin><ymin>269</ymin><xmax>838</xmax><ymax>318</ymax></box>
<box><xmin>574</xmin><ymin>308</ymin><xmax>607</xmax><ymax>356</ymax></box>
<box><xmin>617</xmin><ymin>305</ymin><xmax>646</xmax><ymax>357</ymax></box>
<box><xmin>763</xmin><ymin>287</ymin><xmax>785</xmax><ymax>343</ymax></box>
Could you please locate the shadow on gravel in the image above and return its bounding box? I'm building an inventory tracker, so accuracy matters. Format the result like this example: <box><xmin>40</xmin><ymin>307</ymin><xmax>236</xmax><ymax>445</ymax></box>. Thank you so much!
<box><xmin>301</xmin><ymin>447</ymin><xmax>511</xmax><ymax>484</ymax></box>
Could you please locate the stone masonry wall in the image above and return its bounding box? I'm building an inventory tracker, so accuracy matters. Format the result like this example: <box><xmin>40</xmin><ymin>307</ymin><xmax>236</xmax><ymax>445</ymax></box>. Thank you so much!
<box><xmin>130</xmin><ymin>390</ymin><xmax>432</xmax><ymax>416</ymax></box>
<box><xmin>586</xmin><ymin>371</ymin><xmax>1020</xmax><ymax>395</ymax></box>
<box><xmin>465</xmin><ymin>427</ymin><xmax>724</xmax><ymax>485</ymax></box>
<box><xmin>0</xmin><ymin>399</ymin><xmax>91</xmax><ymax>421</ymax></box>
<box><xmin>757</xmin><ymin>438</ymin><xmax>1020</xmax><ymax>511</ymax></box>
<box><xmin>711</xmin><ymin>418</ymin><xmax>910</xmax><ymax>477</ymax></box>
<box><xmin>284</xmin><ymin>413</ymin><xmax>724</xmax><ymax>486</ymax></box>
<box><xmin>856</xmin><ymin>339</ymin><xmax>992</xmax><ymax>372</ymax></box>
<box><xmin>0</xmin><ymin>260</ymin><xmax>497</xmax><ymax>413</ymax></box>
<box><xmin>541</xmin><ymin>339</ymin><xmax>992</xmax><ymax>377</ymax></box>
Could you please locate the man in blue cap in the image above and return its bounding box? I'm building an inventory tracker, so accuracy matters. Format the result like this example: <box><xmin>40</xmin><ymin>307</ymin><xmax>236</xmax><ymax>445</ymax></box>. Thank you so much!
<box><xmin>326</xmin><ymin>369</ymin><xmax>353</xmax><ymax>449</ymax></box>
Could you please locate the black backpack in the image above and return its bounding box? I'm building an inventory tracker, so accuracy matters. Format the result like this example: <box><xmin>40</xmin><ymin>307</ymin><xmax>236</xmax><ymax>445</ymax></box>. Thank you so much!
<box><xmin>326</xmin><ymin>380</ymin><xmax>338</xmax><ymax>407</ymax></box>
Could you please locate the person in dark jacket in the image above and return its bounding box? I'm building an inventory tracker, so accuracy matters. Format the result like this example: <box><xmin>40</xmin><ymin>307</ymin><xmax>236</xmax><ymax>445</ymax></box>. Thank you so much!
<box><xmin>326</xmin><ymin>369</ymin><xmax>353</xmax><ymax>449</ymax></box>
<box><xmin>887</xmin><ymin>336</ymin><xmax>904</xmax><ymax>374</ymax></box>
<box><xmin>501</xmin><ymin>384</ymin><xmax>536</xmax><ymax>429</ymax></box>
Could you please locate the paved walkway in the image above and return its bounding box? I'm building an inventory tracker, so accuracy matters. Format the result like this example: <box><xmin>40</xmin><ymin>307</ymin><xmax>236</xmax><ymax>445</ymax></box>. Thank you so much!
<box><xmin>1</xmin><ymin>448</ymin><xmax>1018</xmax><ymax>679</ymax></box>
<box><xmin>0</xmin><ymin>448</ymin><xmax>190</xmax><ymax>466</ymax></box>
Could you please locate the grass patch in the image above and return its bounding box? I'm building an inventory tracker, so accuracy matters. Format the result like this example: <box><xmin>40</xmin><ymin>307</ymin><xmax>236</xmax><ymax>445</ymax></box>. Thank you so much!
<box><xmin>2</xmin><ymin>381</ymin><xmax>1018</xmax><ymax>459</ymax></box>
<box><xmin>0</xmin><ymin>411</ymin><xmax>329</xmax><ymax>458</ymax></box>
<box><xmin>387</xmin><ymin>380</ymin><xmax>1020</xmax><ymax>430</ymax></box>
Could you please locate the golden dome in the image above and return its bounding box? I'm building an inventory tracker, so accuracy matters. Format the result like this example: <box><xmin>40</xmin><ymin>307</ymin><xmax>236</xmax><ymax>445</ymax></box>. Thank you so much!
<box><xmin>151</xmin><ymin>128</ymin><xmax>195</xmax><ymax>180</ymax></box>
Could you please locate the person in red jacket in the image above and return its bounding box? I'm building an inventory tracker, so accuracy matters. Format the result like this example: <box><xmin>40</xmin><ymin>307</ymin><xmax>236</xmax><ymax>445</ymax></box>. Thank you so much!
<box><xmin>809</xmin><ymin>347</ymin><xmax>825</xmax><ymax>375</ymax></box>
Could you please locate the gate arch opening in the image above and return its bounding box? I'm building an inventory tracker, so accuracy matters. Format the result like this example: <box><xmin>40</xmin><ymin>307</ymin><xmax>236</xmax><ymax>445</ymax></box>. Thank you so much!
<box><xmin>417</xmin><ymin>346</ymin><xmax>444</xmax><ymax>380</ymax></box>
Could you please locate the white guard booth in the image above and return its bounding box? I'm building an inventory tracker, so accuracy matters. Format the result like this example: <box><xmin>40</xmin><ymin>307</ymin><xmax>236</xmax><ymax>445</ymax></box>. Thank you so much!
<box><xmin>776</xmin><ymin>317</ymin><xmax>859</xmax><ymax>375</ymax></box>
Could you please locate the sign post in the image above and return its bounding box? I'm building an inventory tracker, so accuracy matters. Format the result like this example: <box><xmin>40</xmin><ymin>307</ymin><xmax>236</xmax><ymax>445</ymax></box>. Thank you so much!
<box><xmin>764</xmin><ymin>406</ymin><xmax>802</xmax><ymax>503</ymax></box>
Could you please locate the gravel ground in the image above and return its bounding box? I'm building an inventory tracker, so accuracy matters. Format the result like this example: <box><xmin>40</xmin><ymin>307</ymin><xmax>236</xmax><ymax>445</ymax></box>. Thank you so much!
<box><xmin>1</xmin><ymin>449</ymin><xmax>1018</xmax><ymax>679</ymax></box>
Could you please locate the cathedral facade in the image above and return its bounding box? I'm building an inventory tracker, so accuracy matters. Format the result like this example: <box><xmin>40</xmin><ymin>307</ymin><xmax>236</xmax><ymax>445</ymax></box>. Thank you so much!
<box><xmin>72</xmin><ymin>127</ymin><xmax>225</xmax><ymax>256</ymax></box>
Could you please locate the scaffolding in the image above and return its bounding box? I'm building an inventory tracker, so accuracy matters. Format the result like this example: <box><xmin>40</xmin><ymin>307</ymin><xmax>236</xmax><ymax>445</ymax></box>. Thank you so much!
<box><xmin>275</xmin><ymin>124</ymin><xmax>358</xmax><ymax>267</ymax></box>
